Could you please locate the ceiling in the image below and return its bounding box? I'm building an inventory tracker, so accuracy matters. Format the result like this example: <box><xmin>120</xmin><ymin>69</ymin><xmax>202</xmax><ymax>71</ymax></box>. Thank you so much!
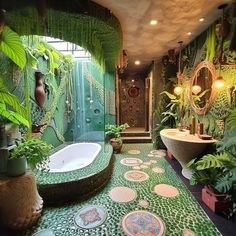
<box><xmin>93</xmin><ymin>0</ymin><xmax>233</xmax><ymax>75</ymax></box>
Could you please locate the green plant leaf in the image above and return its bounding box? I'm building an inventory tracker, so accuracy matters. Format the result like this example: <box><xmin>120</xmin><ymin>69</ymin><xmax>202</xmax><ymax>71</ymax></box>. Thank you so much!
<box><xmin>0</xmin><ymin>26</ymin><xmax>26</xmax><ymax>69</ymax></box>
<box><xmin>160</xmin><ymin>91</ymin><xmax>177</xmax><ymax>100</ymax></box>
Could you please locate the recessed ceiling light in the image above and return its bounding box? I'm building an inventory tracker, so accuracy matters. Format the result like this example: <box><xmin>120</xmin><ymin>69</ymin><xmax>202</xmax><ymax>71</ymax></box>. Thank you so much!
<box><xmin>199</xmin><ymin>18</ymin><xmax>204</xmax><ymax>22</ymax></box>
<box><xmin>150</xmin><ymin>20</ymin><xmax>158</xmax><ymax>25</ymax></box>
<box><xmin>135</xmin><ymin>60</ymin><xmax>140</xmax><ymax>65</ymax></box>
<box><xmin>187</xmin><ymin>32</ymin><xmax>192</xmax><ymax>35</ymax></box>
<box><xmin>131</xmin><ymin>79</ymin><xmax>135</xmax><ymax>82</ymax></box>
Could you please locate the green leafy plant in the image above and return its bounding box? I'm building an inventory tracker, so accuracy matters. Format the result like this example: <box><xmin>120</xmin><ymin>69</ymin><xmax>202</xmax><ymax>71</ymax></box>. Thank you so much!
<box><xmin>0</xmin><ymin>26</ymin><xmax>26</xmax><ymax>69</ymax></box>
<box><xmin>10</xmin><ymin>139</ymin><xmax>52</xmax><ymax>171</ymax></box>
<box><xmin>105</xmin><ymin>123</ymin><xmax>129</xmax><ymax>139</ymax></box>
<box><xmin>160</xmin><ymin>91</ymin><xmax>183</xmax><ymax>127</ymax></box>
<box><xmin>0</xmin><ymin>78</ymin><xmax>29</xmax><ymax>127</ymax></box>
<box><xmin>187</xmin><ymin>153</ymin><xmax>236</xmax><ymax>193</ymax></box>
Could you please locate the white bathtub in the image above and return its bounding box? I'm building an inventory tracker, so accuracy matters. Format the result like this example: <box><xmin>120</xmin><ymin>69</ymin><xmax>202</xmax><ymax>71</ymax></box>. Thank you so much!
<box><xmin>49</xmin><ymin>143</ymin><xmax>101</xmax><ymax>172</ymax></box>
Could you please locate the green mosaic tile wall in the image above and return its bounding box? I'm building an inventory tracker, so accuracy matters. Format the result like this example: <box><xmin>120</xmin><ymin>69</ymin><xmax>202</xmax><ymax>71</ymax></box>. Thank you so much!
<box><xmin>28</xmin><ymin>143</ymin><xmax>220</xmax><ymax>236</ymax></box>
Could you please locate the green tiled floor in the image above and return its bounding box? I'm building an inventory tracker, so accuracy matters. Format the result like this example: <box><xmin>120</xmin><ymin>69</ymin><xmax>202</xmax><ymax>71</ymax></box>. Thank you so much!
<box><xmin>29</xmin><ymin>143</ymin><xmax>220</xmax><ymax>236</ymax></box>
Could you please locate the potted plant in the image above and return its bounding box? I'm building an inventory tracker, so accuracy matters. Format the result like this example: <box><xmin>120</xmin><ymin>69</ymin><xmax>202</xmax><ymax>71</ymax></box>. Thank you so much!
<box><xmin>7</xmin><ymin>138</ymin><xmax>52</xmax><ymax>177</ymax></box>
<box><xmin>187</xmin><ymin>109</ymin><xmax>236</xmax><ymax>215</ymax></box>
<box><xmin>105</xmin><ymin>123</ymin><xmax>129</xmax><ymax>153</ymax></box>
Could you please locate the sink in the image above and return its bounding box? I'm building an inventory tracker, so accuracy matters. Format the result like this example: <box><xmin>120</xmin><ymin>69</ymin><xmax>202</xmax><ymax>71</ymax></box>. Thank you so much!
<box><xmin>160</xmin><ymin>129</ymin><xmax>216</xmax><ymax>179</ymax></box>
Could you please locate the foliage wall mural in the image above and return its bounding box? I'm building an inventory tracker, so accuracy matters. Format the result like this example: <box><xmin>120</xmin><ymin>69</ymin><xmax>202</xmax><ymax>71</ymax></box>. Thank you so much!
<box><xmin>154</xmin><ymin>4</ymin><xmax>236</xmax><ymax>148</ymax></box>
<box><xmin>1</xmin><ymin>0</ymin><xmax>122</xmax><ymax>72</ymax></box>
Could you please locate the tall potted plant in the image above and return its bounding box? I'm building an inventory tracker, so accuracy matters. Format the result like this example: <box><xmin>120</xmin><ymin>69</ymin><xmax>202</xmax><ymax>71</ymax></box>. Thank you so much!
<box><xmin>105</xmin><ymin>123</ymin><xmax>129</xmax><ymax>153</ymax></box>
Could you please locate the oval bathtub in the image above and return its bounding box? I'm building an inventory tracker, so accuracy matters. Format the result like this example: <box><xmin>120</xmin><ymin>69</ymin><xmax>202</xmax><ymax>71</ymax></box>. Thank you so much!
<box><xmin>49</xmin><ymin>143</ymin><xmax>101</xmax><ymax>172</ymax></box>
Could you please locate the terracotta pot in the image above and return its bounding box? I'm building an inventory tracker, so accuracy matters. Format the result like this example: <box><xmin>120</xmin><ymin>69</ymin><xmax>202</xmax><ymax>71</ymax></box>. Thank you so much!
<box><xmin>202</xmin><ymin>186</ymin><xmax>231</xmax><ymax>213</ymax></box>
<box><xmin>34</xmin><ymin>70</ymin><xmax>46</xmax><ymax>108</ymax></box>
<box><xmin>110</xmin><ymin>138</ymin><xmax>123</xmax><ymax>154</ymax></box>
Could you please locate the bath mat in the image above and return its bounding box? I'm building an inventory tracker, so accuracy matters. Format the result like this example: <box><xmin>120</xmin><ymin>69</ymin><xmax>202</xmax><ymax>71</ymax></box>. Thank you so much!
<box><xmin>109</xmin><ymin>186</ymin><xmax>137</xmax><ymax>203</ymax></box>
<box><xmin>138</xmin><ymin>199</ymin><xmax>149</xmax><ymax>208</ymax></box>
<box><xmin>182</xmin><ymin>228</ymin><xmax>197</xmax><ymax>236</ymax></box>
<box><xmin>154</xmin><ymin>184</ymin><xmax>179</xmax><ymax>198</ymax></box>
<box><xmin>124</xmin><ymin>170</ymin><xmax>149</xmax><ymax>182</ymax></box>
<box><xmin>128</xmin><ymin>149</ymin><xmax>141</xmax><ymax>155</ymax></box>
<box><xmin>121</xmin><ymin>210</ymin><xmax>165</xmax><ymax>236</ymax></box>
<box><xmin>74</xmin><ymin>205</ymin><xmax>107</xmax><ymax>229</ymax></box>
<box><xmin>152</xmin><ymin>167</ymin><xmax>165</xmax><ymax>174</ymax></box>
<box><xmin>120</xmin><ymin>158</ymin><xmax>143</xmax><ymax>166</ymax></box>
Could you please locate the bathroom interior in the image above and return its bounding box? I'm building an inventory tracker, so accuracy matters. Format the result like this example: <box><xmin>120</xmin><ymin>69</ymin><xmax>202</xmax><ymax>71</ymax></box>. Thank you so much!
<box><xmin>0</xmin><ymin>0</ymin><xmax>236</xmax><ymax>235</ymax></box>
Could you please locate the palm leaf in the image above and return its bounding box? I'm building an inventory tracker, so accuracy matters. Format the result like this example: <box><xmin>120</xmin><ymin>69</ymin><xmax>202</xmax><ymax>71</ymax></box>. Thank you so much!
<box><xmin>0</xmin><ymin>26</ymin><xmax>26</xmax><ymax>69</ymax></box>
<box><xmin>160</xmin><ymin>91</ymin><xmax>177</xmax><ymax>100</ymax></box>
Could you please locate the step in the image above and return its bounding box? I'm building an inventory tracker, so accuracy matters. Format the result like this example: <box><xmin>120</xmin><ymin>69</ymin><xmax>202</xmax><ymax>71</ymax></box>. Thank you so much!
<box><xmin>121</xmin><ymin>136</ymin><xmax>152</xmax><ymax>143</ymax></box>
<box><xmin>121</xmin><ymin>132</ymin><xmax>150</xmax><ymax>137</ymax></box>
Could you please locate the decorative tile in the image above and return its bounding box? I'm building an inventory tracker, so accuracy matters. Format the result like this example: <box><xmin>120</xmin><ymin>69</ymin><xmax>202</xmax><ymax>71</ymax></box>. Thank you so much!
<box><xmin>154</xmin><ymin>184</ymin><xmax>179</xmax><ymax>198</ymax></box>
<box><xmin>124</xmin><ymin>170</ymin><xmax>149</xmax><ymax>182</ymax></box>
<box><xmin>139</xmin><ymin>164</ymin><xmax>149</xmax><ymax>169</ymax></box>
<box><xmin>122</xmin><ymin>210</ymin><xmax>165</xmax><ymax>236</ymax></box>
<box><xmin>152</xmin><ymin>167</ymin><xmax>165</xmax><ymax>174</ymax></box>
<box><xmin>132</xmin><ymin>166</ymin><xmax>141</xmax><ymax>170</ymax></box>
<box><xmin>74</xmin><ymin>205</ymin><xmax>107</xmax><ymax>229</ymax></box>
<box><xmin>128</xmin><ymin>149</ymin><xmax>141</xmax><ymax>155</ymax></box>
<box><xmin>109</xmin><ymin>186</ymin><xmax>137</xmax><ymax>203</ymax></box>
<box><xmin>150</xmin><ymin>150</ymin><xmax>166</xmax><ymax>157</ymax></box>
<box><xmin>120</xmin><ymin>158</ymin><xmax>143</xmax><ymax>166</ymax></box>
<box><xmin>182</xmin><ymin>229</ymin><xmax>197</xmax><ymax>236</ymax></box>
<box><xmin>138</xmin><ymin>199</ymin><xmax>149</xmax><ymax>208</ymax></box>
<box><xmin>150</xmin><ymin>160</ymin><xmax>157</xmax><ymax>164</ymax></box>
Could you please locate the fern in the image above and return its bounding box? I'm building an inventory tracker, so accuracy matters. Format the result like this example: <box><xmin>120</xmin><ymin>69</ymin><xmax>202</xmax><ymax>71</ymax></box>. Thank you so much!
<box><xmin>225</xmin><ymin>108</ymin><xmax>236</xmax><ymax>130</ymax></box>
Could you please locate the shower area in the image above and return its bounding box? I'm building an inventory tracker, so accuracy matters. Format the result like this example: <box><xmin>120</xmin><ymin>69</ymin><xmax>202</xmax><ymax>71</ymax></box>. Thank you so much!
<box><xmin>70</xmin><ymin>60</ymin><xmax>115</xmax><ymax>143</ymax></box>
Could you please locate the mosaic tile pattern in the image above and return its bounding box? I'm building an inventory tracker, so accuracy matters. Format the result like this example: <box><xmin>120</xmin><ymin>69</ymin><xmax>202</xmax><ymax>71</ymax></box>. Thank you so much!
<box><xmin>24</xmin><ymin>143</ymin><xmax>220</xmax><ymax>236</ymax></box>
<box><xmin>35</xmin><ymin>142</ymin><xmax>113</xmax><ymax>185</ymax></box>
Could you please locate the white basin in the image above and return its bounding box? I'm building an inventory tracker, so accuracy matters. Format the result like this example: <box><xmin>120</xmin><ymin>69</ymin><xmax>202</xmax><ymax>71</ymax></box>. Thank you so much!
<box><xmin>160</xmin><ymin>129</ymin><xmax>216</xmax><ymax>179</ymax></box>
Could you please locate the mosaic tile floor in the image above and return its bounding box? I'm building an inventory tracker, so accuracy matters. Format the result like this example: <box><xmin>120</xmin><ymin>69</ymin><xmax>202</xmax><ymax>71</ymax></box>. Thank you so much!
<box><xmin>27</xmin><ymin>143</ymin><xmax>220</xmax><ymax>236</ymax></box>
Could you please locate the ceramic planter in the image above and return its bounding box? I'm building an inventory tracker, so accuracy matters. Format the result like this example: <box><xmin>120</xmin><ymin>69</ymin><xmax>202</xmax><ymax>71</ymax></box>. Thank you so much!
<box><xmin>202</xmin><ymin>186</ymin><xmax>231</xmax><ymax>213</ymax></box>
<box><xmin>110</xmin><ymin>138</ymin><xmax>123</xmax><ymax>154</ymax></box>
<box><xmin>7</xmin><ymin>156</ymin><xmax>26</xmax><ymax>177</ymax></box>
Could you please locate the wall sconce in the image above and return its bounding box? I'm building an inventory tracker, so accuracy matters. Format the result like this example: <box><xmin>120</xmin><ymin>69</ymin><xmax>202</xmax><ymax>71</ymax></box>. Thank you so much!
<box><xmin>192</xmin><ymin>85</ymin><xmax>202</xmax><ymax>95</ymax></box>
<box><xmin>174</xmin><ymin>86</ymin><xmax>183</xmax><ymax>95</ymax></box>
<box><xmin>213</xmin><ymin>76</ymin><xmax>226</xmax><ymax>89</ymax></box>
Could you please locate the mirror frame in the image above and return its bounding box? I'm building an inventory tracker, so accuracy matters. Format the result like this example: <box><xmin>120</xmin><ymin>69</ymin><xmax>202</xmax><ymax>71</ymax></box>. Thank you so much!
<box><xmin>189</xmin><ymin>61</ymin><xmax>217</xmax><ymax>115</ymax></box>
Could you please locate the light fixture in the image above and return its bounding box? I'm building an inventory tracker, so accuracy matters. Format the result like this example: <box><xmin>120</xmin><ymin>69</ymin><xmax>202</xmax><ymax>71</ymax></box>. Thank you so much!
<box><xmin>134</xmin><ymin>60</ymin><xmax>140</xmax><ymax>65</ymax></box>
<box><xmin>174</xmin><ymin>86</ymin><xmax>183</xmax><ymax>95</ymax></box>
<box><xmin>131</xmin><ymin>79</ymin><xmax>135</xmax><ymax>82</ymax></box>
<box><xmin>192</xmin><ymin>85</ymin><xmax>202</xmax><ymax>95</ymax></box>
<box><xmin>187</xmin><ymin>32</ymin><xmax>192</xmax><ymax>35</ymax></box>
<box><xmin>199</xmin><ymin>18</ymin><xmax>204</xmax><ymax>22</ymax></box>
<box><xmin>150</xmin><ymin>20</ymin><xmax>158</xmax><ymax>25</ymax></box>
<box><xmin>213</xmin><ymin>76</ymin><xmax>226</xmax><ymax>89</ymax></box>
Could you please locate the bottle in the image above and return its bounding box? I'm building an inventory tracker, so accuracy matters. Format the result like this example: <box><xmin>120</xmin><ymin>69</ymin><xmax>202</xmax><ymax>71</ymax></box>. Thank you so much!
<box><xmin>198</xmin><ymin>122</ymin><xmax>203</xmax><ymax>136</ymax></box>
<box><xmin>190</xmin><ymin>116</ymin><xmax>195</xmax><ymax>134</ymax></box>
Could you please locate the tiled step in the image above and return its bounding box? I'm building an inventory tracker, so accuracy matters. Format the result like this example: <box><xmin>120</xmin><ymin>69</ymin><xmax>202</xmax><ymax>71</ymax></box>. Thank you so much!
<box><xmin>121</xmin><ymin>136</ymin><xmax>152</xmax><ymax>143</ymax></box>
<box><xmin>121</xmin><ymin>131</ymin><xmax>150</xmax><ymax>137</ymax></box>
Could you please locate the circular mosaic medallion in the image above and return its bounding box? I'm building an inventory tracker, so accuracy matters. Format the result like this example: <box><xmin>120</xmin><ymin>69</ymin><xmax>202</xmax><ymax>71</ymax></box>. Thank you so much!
<box><xmin>132</xmin><ymin>166</ymin><xmax>141</xmax><ymax>170</ymax></box>
<box><xmin>128</xmin><ymin>149</ymin><xmax>141</xmax><ymax>155</ymax></box>
<box><xmin>152</xmin><ymin>167</ymin><xmax>165</xmax><ymax>174</ymax></box>
<box><xmin>150</xmin><ymin>150</ymin><xmax>166</xmax><ymax>157</ymax></box>
<box><xmin>109</xmin><ymin>186</ymin><xmax>137</xmax><ymax>203</ymax></box>
<box><xmin>139</xmin><ymin>164</ymin><xmax>149</xmax><ymax>169</ymax></box>
<box><xmin>150</xmin><ymin>160</ymin><xmax>157</xmax><ymax>164</ymax></box>
<box><xmin>182</xmin><ymin>229</ymin><xmax>197</xmax><ymax>236</ymax></box>
<box><xmin>154</xmin><ymin>184</ymin><xmax>179</xmax><ymax>198</ymax></box>
<box><xmin>138</xmin><ymin>199</ymin><xmax>149</xmax><ymax>208</ymax></box>
<box><xmin>122</xmin><ymin>210</ymin><xmax>165</xmax><ymax>236</ymax></box>
<box><xmin>120</xmin><ymin>158</ymin><xmax>143</xmax><ymax>166</ymax></box>
<box><xmin>124</xmin><ymin>170</ymin><xmax>149</xmax><ymax>182</ymax></box>
<box><xmin>74</xmin><ymin>205</ymin><xmax>107</xmax><ymax>229</ymax></box>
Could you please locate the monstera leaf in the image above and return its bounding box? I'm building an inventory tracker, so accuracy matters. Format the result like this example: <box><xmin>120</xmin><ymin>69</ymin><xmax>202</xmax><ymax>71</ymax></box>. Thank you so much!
<box><xmin>0</xmin><ymin>26</ymin><xmax>26</xmax><ymax>69</ymax></box>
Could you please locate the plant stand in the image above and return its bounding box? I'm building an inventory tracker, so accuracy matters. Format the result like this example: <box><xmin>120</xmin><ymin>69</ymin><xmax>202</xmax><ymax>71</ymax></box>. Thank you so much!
<box><xmin>0</xmin><ymin>170</ymin><xmax>43</xmax><ymax>230</ymax></box>
<box><xmin>202</xmin><ymin>186</ymin><xmax>231</xmax><ymax>213</ymax></box>
<box><xmin>110</xmin><ymin>138</ymin><xmax>122</xmax><ymax>153</ymax></box>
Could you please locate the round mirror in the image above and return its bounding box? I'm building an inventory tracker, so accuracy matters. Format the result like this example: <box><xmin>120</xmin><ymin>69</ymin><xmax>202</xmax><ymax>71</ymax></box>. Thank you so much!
<box><xmin>189</xmin><ymin>61</ymin><xmax>217</xmax><ymax>115</ymax></box>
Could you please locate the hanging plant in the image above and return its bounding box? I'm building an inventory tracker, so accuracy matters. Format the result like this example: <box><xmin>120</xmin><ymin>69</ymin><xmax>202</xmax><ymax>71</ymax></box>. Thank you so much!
<box><xmin>0</xmin><ymin>26</ymin><xmax>26</xmax><ymax>69</ymax></box>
